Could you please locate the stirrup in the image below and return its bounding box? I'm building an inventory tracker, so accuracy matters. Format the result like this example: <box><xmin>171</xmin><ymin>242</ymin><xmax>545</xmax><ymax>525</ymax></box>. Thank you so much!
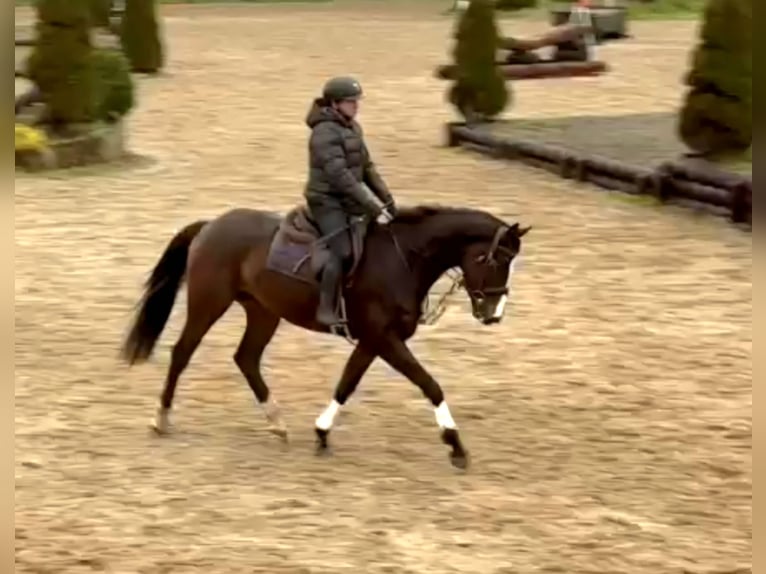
<box><xmin>328</xmin><ymin>319</ymin><xmax>348</xmax><ymax>335</ymax></box>
<box><xmin>331</xmin><ymin>324</ymin><xmax>355</xmax><ymax>344</ymax></box>
<box><xmin>330</xmin><ymin>297</ymin><xmax>355</xmax><ymax>344</ymax></box>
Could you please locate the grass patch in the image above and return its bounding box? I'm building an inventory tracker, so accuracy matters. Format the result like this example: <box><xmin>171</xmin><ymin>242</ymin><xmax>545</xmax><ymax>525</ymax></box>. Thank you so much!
<box><xmin>626</xmin><ymin>0</ymin><xmax>707</xmax><ymax>20</ymax></box>
<box><xmin>15</xmin><ymin>0</ymin><xmax>706</xmax><ymax>15</ymax></box>
<box><xmin>489</xmin><ymin>112</ymin><xmax>689</xmax><ymax>169</ymax></box>
<box><xmin>489</xmin><ymin>114</ymin><xmax>751</xmax><ymax>180</ymax></box>
<box><xmin>153</xmin><ymin>0</ymin><xmax>331</xmax><ymax>3</ymax></box>
<box><xmin>712</xmin><ymin>147</ymin><xmax>752</xmax><ymax>176</ymax></box>
<box><xmin>489</xmin><ymin>0</ymin><xmax>706</xmax><ymax>22</ymax></box>
<box><xmin>16</xmin><ymin>0</ymin><xmax>330</xmax><ymax>5</ymax></box>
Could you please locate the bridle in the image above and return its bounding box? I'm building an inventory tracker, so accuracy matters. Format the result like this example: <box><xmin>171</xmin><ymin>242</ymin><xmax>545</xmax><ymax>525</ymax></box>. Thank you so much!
<box><xmin>469</xmin><ymin>224</ymin><xmax>513</xmax><ymax>304</ymax></box>
<box><xmin>420</xmin><ymin>225</ymin><xmax>514</xmax><ymax>325</ymax></box>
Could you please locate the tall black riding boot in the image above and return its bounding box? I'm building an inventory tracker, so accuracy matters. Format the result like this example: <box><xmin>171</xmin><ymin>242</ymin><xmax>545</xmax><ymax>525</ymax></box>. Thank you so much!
<box><xmin>316</xmin><ymin>256</ymin><xmax>342</xmax><ymax>328</ymax></box>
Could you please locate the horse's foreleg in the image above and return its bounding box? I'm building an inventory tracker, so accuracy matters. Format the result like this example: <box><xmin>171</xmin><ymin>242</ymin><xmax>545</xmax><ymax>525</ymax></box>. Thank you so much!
<box><xmin>376</xmin><ymin>337</ymin><xmax>468</xmax><ymax>469</ymax></box>
<box><xmin>315</xmin><ymin>344</ymin><xmax>376</xmax><ymax>452</ymax></box>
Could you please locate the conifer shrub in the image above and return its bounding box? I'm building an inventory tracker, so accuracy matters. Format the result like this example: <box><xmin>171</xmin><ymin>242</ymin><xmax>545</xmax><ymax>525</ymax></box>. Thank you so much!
<box><xmin>120</xmin><ymin>0</ymin><xmax>164</xmax><ymax>73</ymax></box>
<box><xmin>678</xmin><ymin>0</ymin><xmax>751</xmax><ymax>157</ymax></box>
<box><xmin>92</xmin><ymin>49</ymin><xmax>135</xmax><ymax>122</ymax></box>
<box><xmin>449</xmin><ymin>0</ymin><xmax>509</xmax><ymax>122</ymax></box>
<box><xmin>28</xmin><ymin>0</ymin><xmax>99</xmax><ymax>128</ymax></box>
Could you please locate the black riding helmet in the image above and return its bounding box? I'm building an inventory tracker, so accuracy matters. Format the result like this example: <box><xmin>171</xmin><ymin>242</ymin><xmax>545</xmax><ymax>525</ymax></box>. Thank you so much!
<box><xmin>322</xmin><ymin>76</ymin><xmax>363</xmax><ymax>102</ymax></box>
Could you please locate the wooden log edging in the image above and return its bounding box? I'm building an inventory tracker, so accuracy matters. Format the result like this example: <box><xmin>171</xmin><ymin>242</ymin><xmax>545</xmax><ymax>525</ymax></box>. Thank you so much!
<box><xmin>446</xmin><ymin>122</ymin><xmax>751</xmax><ymax>228</ymax></box>
<box><xmin>435</xmin><ymin>60</ymin><xmax>608</xmax><ymax>81</ymax></box>
<box><xmin>657</xmin><ymin>160</ymin><xmax>752</xmax><ymax>224</ymax></box>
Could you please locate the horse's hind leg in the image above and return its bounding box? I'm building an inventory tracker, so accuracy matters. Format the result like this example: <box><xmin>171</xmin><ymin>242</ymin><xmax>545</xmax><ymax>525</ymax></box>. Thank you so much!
<box><xmin>234</xmin><ymin>298</ymin><xmax>285</xmax><ymax>439</ymax></box>
<box><xmin>153</xmin><ymin>281</ymin><xmax>233</xmax><ymax>434</ymax></box>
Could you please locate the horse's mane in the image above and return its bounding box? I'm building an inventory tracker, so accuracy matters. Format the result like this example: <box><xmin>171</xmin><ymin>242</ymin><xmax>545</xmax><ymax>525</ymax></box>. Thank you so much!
<box><xmin>382</xmin><ymin>204</ymin><xmax>517</xmax><ymax>261</ymax></box>
<box><xmin>391</xmin><ymin>204</ymin><xmax>487</xmax><ymax>225</ymax></box>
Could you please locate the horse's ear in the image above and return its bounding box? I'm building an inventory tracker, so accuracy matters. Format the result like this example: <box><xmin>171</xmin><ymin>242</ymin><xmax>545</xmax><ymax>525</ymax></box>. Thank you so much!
<box><xmin>517</xmin><ymin>225</ymin><xmax>531</xmax><ymax>238</ymax></box>
<box><xmin>506</xmin><ymin>223</ymin><xmax>531</xmax><ymax>238</ymax></box>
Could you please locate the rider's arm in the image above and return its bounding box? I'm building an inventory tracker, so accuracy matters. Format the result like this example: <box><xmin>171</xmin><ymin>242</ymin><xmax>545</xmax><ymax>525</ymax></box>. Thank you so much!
<box><xmin>356</xmin><ymin>126</ymin><xmax>394</xmax><ymax>208</ymax></box>
<box><xmin>311</xmin><ymin>124</ymin><xmax>382</xmax><ymax>217</ymax></box>
<box><xmin>363</xmin><ymin>157</ymin><xmax>394</xmax><ymax>208</ymax></box>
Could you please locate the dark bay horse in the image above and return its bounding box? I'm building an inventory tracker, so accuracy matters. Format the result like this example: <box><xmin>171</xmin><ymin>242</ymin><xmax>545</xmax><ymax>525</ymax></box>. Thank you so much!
<box><xmin>121</xmin><ymin>205</ymin><xmax>529</xmax><ymax>468</ymax></box>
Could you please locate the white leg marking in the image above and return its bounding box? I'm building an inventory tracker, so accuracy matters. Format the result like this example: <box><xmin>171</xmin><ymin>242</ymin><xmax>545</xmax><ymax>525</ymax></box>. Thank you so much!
<box><xmin>151</xmin><ymin>407</ymin><xmax>171</xmax><ymax>434</ymax></box>
<box><xmin>262</xmin><ymin>397</ymin><xmax>280</xmax><ymax>421</ymax></box>
<box><xmin>492</xmin><ymin>294</ymin><xmax>508</xmax><ymax>319</ymax></box>
<box><xmin>262</xmin><ymin>397</ymin><xmax>288</xmax><ymax>438</ymax></box>
<box><xmin>434</xmin><ymin>401</ymin><xmax>457</xmax><ymax>430</ymax></box>
<box><xmin>315</xmin><ymin>399</ymin><xmax>341</xmax><ymax>431</ymax></box>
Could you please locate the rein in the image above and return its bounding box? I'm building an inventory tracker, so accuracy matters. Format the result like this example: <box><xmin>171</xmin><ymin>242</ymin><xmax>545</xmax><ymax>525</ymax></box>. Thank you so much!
<box><xmin>420</xmin><ymin>268</ymin><xmax>464</xmax><ymax>325</ymax></box>
<box><xmin>309</xmin><ymin>209</ymin><xmax>512</xmax><ymax>327</ymax></box>
<box><xmin>385</xmin><ymin>225</ymin><xmax>410</xmax><ymax>271</ymax></box>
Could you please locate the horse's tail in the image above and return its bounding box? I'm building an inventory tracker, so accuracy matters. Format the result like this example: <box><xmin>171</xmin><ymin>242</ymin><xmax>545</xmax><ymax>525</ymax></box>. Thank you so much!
<box><xmin>121</xmin><ymin>220</ymin><xmax>208</xmax><ymax>365</ymax></box>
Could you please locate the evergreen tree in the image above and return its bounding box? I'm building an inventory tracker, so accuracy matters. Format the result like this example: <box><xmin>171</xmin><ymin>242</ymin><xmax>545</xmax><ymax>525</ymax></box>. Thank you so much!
<box><xmin>678</xmin><ymin>0</ymin><xmax>751</xmax><ymax>157</ymax></box>
<box><xmin>449</xmin><ymin>0</ymin><xmax>509</xmax><ymax>122</ymax></box>
<box><xmin>121</xmin><ymin>0</ymin><xmax>164</xmax><ymax>73</ymax></box>
<box><xmin>28</xmin><ymin>0</ymin><xmax>98</xmax><ymax>129</ymax></box>
<box><xmin>92</xmin><ymin>49</ymin><xmax>136</xmax><ymax>122</ymax></box>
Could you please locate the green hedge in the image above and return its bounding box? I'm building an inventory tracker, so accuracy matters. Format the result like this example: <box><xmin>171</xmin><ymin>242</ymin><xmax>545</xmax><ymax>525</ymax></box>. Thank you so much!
<box><xmin>678</xmin><ymin>0</ymin><xmax>751</xmax><ymax>156</ymax></box>
<box><xmin>28</xmin><ymin>0</ymin><xmax>99</xmax><ymax>127</ymax></box>
<box><xmin>120</xmin><ymin>0</ymin><xmax>164</xmax><ymax>73</ymax></box>
<box><xmin>449</xmin><ymin>0</ymin><xmax>509</xmax><ymax>121</ymax></box>
<box><xmin>93</xmin><ymin>49</ymin><xmax>136</xmax><ymax>122</ymax></box>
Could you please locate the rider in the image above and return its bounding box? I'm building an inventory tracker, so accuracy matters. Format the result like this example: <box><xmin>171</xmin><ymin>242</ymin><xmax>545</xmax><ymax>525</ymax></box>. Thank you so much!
<box><xmin>304</xmin><ymin>76</ymin><xmax>397</xmax><ymax>329</ymax></box>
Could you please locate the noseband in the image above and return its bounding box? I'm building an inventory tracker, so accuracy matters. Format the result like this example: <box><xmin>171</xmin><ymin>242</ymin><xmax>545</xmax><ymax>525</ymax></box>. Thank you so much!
<box><xmin>471</xmin><ymin>225</ymin><xmax>512</xmax><ymax>302</ymax></box>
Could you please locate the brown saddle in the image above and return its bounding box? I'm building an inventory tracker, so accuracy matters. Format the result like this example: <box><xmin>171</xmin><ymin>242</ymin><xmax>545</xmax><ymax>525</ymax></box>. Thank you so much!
<box><xmin>265</xmin><ymin>205</ymin><xmax>366</xmax><ymax>285</ymax></box>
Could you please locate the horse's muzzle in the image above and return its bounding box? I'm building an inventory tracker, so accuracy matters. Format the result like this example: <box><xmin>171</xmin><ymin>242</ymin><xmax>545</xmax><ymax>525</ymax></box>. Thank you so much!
<box><xmin>471</xmin><ymin>292</ymin><xmax>509</xmax><ymax>325</ymax></box>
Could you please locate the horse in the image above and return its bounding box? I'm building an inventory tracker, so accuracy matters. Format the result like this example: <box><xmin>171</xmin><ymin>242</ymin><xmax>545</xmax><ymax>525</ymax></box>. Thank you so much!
<box><xmin>121</xmin><ymin>204</ymin><xmax>530</xmax><ymax>469</ymax></box>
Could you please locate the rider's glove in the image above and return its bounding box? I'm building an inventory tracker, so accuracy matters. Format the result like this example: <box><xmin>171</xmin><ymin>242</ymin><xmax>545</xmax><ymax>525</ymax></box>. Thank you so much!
<box><xmin>376</xmin><ymin>208</ymin><xmax>394</xmax><ymax>225</ymax></box>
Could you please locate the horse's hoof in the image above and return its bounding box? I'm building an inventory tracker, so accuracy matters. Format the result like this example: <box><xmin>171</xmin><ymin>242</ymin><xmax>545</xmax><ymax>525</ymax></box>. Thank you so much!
<box><xmin>315</xmin><ymin>427</ymin><xmax>330</xmax><ymax>454</ymax></box>
<box><xmin>450</xmin><ymin>451</ymin><xmax>469</xmax><ymax>470</ymax></box>
<box><xmin>268</xmin><ymin>426</ymin><xmax>290</xmax><ymax>442</ymax></box>
<box><xmin>150</xmin><ymin>421</ymin><xmax>170</xmax><ymax>436</ymax></box>
<box><xmin>150</xmin><ymin>409</ymin><xmax>171</xmax><ymax>435</ymax></box>
<box><xmin>315</xmin><ymin>444</ymin><xmax>331</xmax><ymax>457</ymax></box>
